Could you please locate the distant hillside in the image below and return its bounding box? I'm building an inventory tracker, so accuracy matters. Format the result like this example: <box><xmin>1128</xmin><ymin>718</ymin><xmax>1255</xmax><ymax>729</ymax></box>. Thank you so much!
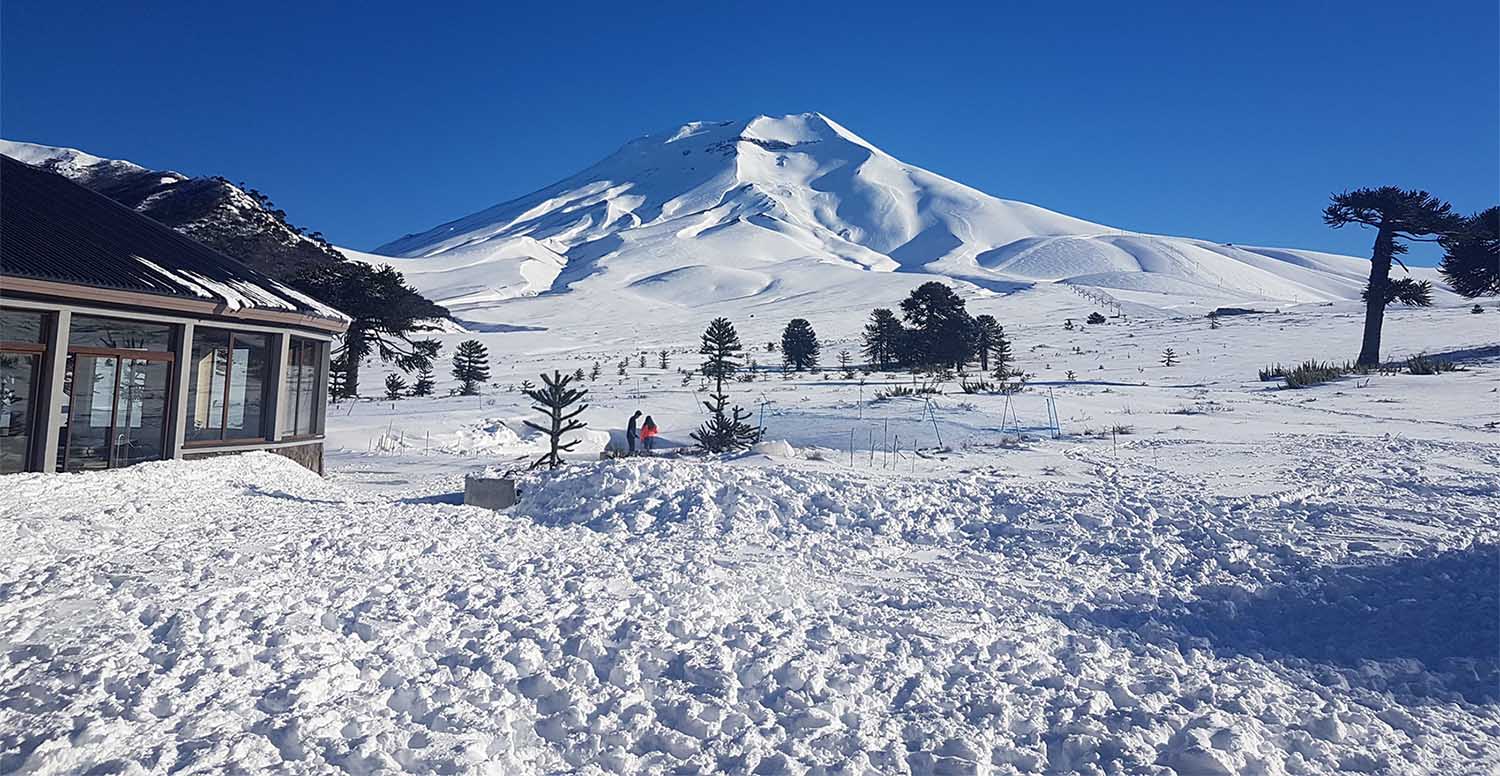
<box><xmin>1</xmin><ymin>140</ymin><xmax>341</xmax><ymax>280</ymax></box>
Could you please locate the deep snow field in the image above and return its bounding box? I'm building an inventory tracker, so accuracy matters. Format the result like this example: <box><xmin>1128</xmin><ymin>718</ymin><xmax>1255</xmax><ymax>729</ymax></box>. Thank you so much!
<box><xmin>3</xmin><ymin>298</ymin><xmax>1498</xmax><ymax>775</ymax></box>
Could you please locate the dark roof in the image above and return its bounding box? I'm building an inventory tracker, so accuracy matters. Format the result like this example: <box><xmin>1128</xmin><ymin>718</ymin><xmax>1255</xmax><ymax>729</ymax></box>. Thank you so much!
<box><xmin>0</xmin><ymin>154</ymin><xmax>347</xmax><ymax>325</ymax></box>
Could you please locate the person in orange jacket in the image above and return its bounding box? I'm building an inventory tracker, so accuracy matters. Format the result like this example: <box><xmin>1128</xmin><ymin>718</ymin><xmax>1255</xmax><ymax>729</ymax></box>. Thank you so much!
<box><xmin>640</xmin><ymin>415</ymin><xmax>659</xmax><ymax>455</ymax></box>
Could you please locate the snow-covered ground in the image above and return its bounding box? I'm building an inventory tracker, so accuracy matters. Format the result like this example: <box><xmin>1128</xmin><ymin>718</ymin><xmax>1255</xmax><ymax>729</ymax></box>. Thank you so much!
<box><xmin>3</xmin><ymin>296</ymin><xmax>1497</xmax><ymax>774</ymax></box>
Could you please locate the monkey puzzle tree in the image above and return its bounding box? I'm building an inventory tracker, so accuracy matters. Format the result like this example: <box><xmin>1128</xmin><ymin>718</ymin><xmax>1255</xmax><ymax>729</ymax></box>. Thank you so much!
<box><xmin>862</xmin><ymin>308</ymin><xmax>903</xmax><ymax>370</ymax></box>
<box><xmin>972</xmin><ymin>314</ymin><xmax>1002</xmax><ymax>372</ymax></box>
<box><xmin>1439</xmin><ymin>206</ymin><xmax>1500</xmax><ymax>298</ymax></box>
<box><xmin>522</xmin><ymin>370</ymin><xmax>588</xmax><ymax>469</ymax></box>
<box><xmin>289</xmin><ymin>261</ymin><xmax>446</xmax><ymax>396</ymax></box>
<box><xmin>1323</xmin><ymin>187</ymin><xmax>1464</xmax><ymax>365</ymax></box>
<box><xmin>780</xmin><ymin>318</ymin><xmax>820</xmax><ymax>371</ymax></box>
<box><xmin>693</xmin><ymin>318</ymin><xmax>759</xmax><ymax>452</ymax></box>
<box><xmin>451</xmin><ymin>339</ymin><xmax>491</xmax><ymax>395</ymax></box>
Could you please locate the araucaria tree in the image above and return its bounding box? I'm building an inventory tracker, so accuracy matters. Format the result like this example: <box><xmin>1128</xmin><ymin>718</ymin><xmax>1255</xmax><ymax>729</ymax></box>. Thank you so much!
<box><xmin>781</xmin><ymin>318</ymin><xmax>820</xmax><ymax>371</ymax></box>
<box><xmin>899</xmin><ymin>282</ymin><xmax>975</xmax><ymax>369</ymax></box>
<box><xmin>862</xmin><ymin>308</ymin><xmax>904</xmax><ymax>370</ymax></box>
<box><xmin>972</xmin><ymin>315</ymin><xmax>1002</xmax><ymax>372</ymax></box>
<box><xmin>692</xmin><ymin>318</ymin><xmax>760</xmax><ymax>452</ymax></box>
<box><xmin>990</xmin><ymin>326</ymin><xmax>1013</xmax><ymax>378</ymax></box>
<box><xmin>522</xmin><ymin>370</ymin><xmax>588</xmax><ymax>469</ymax></box>
<box><xmin>411</xmin><ymin>365</ymin><xmax>435</xmax><ymax>397</ymax></box>
<box><xmin>290</xmin><ymin>262</ymin><xmax>446</xmax><ymax>396</ymax></box>
<box><xmin>451</xmin><ymin>339</ymin><xmax>491</xmax><ymax>395</ymax></box>
<box><xmin>1324</xmin><ymin>187</ymin><xmax>1464</xmax><ymax>365</ymax></box>
<box><xmin>1161</xmin><ymin>348</ymin><xmax>1178</xmax><ymax>367</ymax></box>
<box><xmin>383</xmin><ymin>373</ymin><xmax>407</xmax><ymax>400</ymax></box>
<box><xmin>1439</xmin><ymin>206</ymin><xmax>1500</xmax><ymax>298</ymax></box>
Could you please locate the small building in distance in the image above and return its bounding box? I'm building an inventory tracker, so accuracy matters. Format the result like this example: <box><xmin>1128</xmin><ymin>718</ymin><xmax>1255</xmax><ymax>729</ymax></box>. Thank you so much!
<box><xmin>0</xmin><ymin>154</ymin><xmax>349</xmax><ymax>474</ymax></box>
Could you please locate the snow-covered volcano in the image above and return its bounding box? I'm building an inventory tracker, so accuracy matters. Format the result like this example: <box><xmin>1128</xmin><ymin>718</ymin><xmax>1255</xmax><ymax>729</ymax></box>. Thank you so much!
<box><xmin>370</xmin><ymin>112</ymin><xmax>1444</xmax><ymax>321</ymax></box>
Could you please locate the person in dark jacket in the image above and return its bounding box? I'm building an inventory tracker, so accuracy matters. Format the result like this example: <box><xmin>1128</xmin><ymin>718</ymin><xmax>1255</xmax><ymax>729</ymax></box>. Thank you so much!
<box><xmin>626</xmin><ymin>410</ymin><xmax>642</xmax><ymax>455</ymax></box>
<box><xmin>640</xmin><ymin>415</ymin><xmax>659</xmax><ymax>454</ymax></box>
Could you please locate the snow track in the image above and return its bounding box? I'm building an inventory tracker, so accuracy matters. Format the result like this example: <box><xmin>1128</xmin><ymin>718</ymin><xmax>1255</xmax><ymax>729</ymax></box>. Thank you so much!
<box><xmin>2</xmin><ymin>432</ymin><xmax>1496</xmax><ymax>774</ymax></box>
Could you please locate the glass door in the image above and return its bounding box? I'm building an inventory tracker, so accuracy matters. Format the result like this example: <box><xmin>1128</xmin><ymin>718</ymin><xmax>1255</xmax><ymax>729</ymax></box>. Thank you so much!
<box><xmin>60</xmin><ymin>354</ymin><xmax>119</xmax><ymax>471</ymax></box>
<box><xmin>113</xmin><ymin>358</ymin><xmax>170</xmax><ymax>467</ymax></box>
<box><xmin>57</xmin><ymin>355</ymin><xmax>172</xmax><ymax>472</ymax></box>
<box><xmin>0</xmin><ymin>352</ymin><xmax>40</xmax><ymax>473</ymax></box>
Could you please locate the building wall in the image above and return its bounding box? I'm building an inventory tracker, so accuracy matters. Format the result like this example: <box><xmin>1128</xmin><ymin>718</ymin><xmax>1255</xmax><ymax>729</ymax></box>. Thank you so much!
<box><xmin>0</xmin><ymin>293</ymin><xmax>338</xmax><ymax>476</ymax></box>
<box><xmin>182</xmin><ymin>441</ymin><xmax>324</xmax><ymax>475</ymax></box>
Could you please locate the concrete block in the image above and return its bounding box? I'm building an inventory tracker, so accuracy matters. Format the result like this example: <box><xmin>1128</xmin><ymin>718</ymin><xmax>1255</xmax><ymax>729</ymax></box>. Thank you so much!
<box><xmin>464</xmin><ymin>476</ymin><xmax>517</xmax><ymax>510</ymax></box>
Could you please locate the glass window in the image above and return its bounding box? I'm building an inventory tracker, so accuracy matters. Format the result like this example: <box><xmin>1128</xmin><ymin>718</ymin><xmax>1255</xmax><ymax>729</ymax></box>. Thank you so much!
<box><xmin>69</xmin><ymin>315</ymin><xmax>173</xmax><ymax>352</ymax></box>
<box><xmin>0</xmin><ymin>308</ymin><xmax>46</xmax><ymax>344</ymax></box>
<box><xmin>0</xmin><ymin>352</ymin><xmax>39</xmax><ymax>473</ymax></box>
<box><xmin>186</xmin><ymin>328</ymin><xmax>270</xmax><ymax>442</ymax></box>
<box><xmin>187</xmin><ymin>329</ymin><xmax>229</xmax><ymax>441</ymax></box>
<box><xmin>283</xmin><ymin>338</ymin><xmax>325</xmax><ymax>437</ymax></box>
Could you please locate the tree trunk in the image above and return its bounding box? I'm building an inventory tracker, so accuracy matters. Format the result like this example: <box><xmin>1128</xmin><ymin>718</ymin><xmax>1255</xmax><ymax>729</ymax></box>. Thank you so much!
<box><xmin>1357</xmin><ymin>228</ymin><xmax>1395</xmax><ymax>366</ymax></box>
<box><xmin>345</xmin><ymin>328</ymin><xmax>365</xmax><ymax>396</ymax></box>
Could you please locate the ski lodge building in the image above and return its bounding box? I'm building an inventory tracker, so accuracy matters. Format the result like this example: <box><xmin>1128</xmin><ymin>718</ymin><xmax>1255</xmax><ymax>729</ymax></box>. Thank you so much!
<box><xmin>0</xmin><ymin>154</ymin><xmax>349</xmax><ymax>474</ymax></box>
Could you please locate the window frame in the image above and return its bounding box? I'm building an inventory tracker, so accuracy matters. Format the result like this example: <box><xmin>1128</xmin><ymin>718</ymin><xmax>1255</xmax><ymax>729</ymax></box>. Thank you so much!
<box><xmin>282</xmin><ymin>337</ymin><xmax>325</xmax><ymax>439</ymax></box>
<box><xmin>183</xmin><ymin>327</ymin><xmax>271</xmax><ymax>446</ymax></box>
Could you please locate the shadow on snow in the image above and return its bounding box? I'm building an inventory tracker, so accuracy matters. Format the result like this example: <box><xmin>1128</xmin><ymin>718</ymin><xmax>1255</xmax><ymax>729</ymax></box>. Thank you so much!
<box><xmin>1078</xmin><ymin>544</ymin><xmax>1500</xmax><ymax>704</ymax></box>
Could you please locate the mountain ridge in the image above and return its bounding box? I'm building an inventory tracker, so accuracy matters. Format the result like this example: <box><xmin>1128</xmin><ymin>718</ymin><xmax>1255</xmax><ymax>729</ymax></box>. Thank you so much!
<box><xmin>370</xmin><ymin>112</ymin><xmax>1453</xmax><ymax>320</ymax></box>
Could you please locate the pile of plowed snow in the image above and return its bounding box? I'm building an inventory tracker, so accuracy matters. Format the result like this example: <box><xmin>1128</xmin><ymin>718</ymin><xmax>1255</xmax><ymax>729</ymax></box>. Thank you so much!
<box><xmin>1</xmin><ymin>440</ymin><xmax>1496</xmax><ymax>775</ymax></box>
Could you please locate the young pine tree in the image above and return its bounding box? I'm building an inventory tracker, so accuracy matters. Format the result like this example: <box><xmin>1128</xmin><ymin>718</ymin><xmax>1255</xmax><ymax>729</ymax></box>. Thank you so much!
<box><xmin>1086</xmin><ymin>312</ymin><xmax>1107</xmax><ymax>325</ymax></box>
<box><xmin>862</xmin><ymin>308</ymin><xmax>904</xmax><ymax>371</ymax></box>
<box><xmin>693</xmin><ymin>318</ymin><xmax>760</xmax><ymax>452</ymax></box>
<box><xmin>659</xmin><ymin>349</ymin><xmax>670</xmax><ymax>370</ymax></box>
<box><xmin>1161</xmin><ymin>348</ymin><xmax>1179</xmax><ymax>367</ymax></box>
<box><xmin>327</xmin><ymin>356</ymin><xmax>349</xmax><ymax>401</ymax></box>
<box><xmin>452</xmin><ymin>339</ymin><xmax>491</xmax><ymax>395</ymax></box>
<box><xmin>522</xmin><ymin>370</ymin><xmax>589</xmax><ymax>469</ymax></box>
<box><xmin>411</xmin><ymin>365</ymin><xmax>435</xmax><ymax>397</ymax></box>
<box><xmin>990</xmin><ymin>326</ymin><xmax>1013</xmax><ymax>379</ymax></box>
<box><xmin>1324</xmin><ymin>187</ymin><xmax>1464</xmax><ymax>365</ymax></box>
<box><xmin>837</xmin><ymin>349</ymin><xmax>853</xmax><ymax>377</ymax></box>
<box><xmin>384</xmin><ymin>372</ymin><xmax>408</xmax><ymax>400</ymax></box>
<box><xmin>781</xmin><ymin>318</ymin><xmax>820</xmax><ymax>371</ymax></box>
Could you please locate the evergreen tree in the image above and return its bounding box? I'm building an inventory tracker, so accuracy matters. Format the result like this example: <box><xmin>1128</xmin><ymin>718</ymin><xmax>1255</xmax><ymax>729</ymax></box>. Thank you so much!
<box><xmin>699</xmin><ymin>318</ymin><xmax>743</xmax><ymax>394</ymax></box>
<box><xmin>990</xmin><ymin>327</ymin><xmax>1013</xmax><ymax>378</ymax></box>
<box><xmin>411</xmin><ymin>364</ymin><xmax>435</xmax><ymax>397</ymax></box>
<box><xmin>659</xmin><ymin>349</ymin><xmax>670</xmax><ymax>370</ymax></box>
<box><xmin>383</xmin><ymin>373</ymin><xmax>408</xmax><ymax>399</ymax></box>
<box><xmin>781</xmin><ymin>318</ymin><xmax>820</xmax><ymax>371</ymax></box>
<box><xmin>328</xmin><ymin>355</ymin><xmax>349</xmax><ymax>400</ymax></box>
<box><xmin>862</xmin><ymin>308</ymin><xmax>904</xmax><ymax>370</ymax></box>
<box><xmin>452</xmin><ymin>339</ymin><xmax>491</xmax><ymax>395</ymax></box>
<box><xmin>693</xmin><ymin>318</ymin><xmax>760</xmax><ymax>452</ymax></box>
<box><xmin>837</xmin><ymin>350</ymin><xmax>853</xmax><ymax>377</ymax></box>
<box><xmin>573</xmin><ymin>367</ymin><xmax>586</xmax><ymax>382</ymax></box>
<box><xmin>972</xmin><ymin>314</ymin><xmax>1002</xmax><ymax>372</ymax></box>
<box><xmin>1324</xmin><ymin>187</ymin><xmax>1464</xmax><ymax>365</ymax></box>
<box><xmin>590</xmin><ymin>361</ymin><xmax>601</xmax><ymax>381</ymax></box>
<box><xmin>899</xmin><ymin>282</ymin><xmax>974</xmax><ymax>369</ymax></box>
<box><xmin>638</xmin><ymin>353</ymin><xmax>647</xmax><ymax>369</ymax></box>
<box><xmin>1086</xmin><ymin>312</ymin><xmax>1107</xmax><ymax>325</ymax></box>
<box><xmin>1161</xmin><ymin>348</ymin><xmax>1179</xmax><ymax>367</ymax></box>
<box><xmin>522</xmin><ymin>370</ymin><xmax>588</xmax><ymax>469</ymax></box>
<box><xmin>1438</xmin><ymin>206</ymin><xmax>1500</xmax><ymax>298</ymax></box>
<box><xmin>289</xmin><ymin>261</ymin><xmax>446</xmax><ymax>396</ymax></box>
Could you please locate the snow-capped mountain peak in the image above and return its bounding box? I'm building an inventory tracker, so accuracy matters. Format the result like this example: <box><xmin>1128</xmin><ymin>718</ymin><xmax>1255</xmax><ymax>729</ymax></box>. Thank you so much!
<box><xmin>372</xmin><ymin>112</ymin><xmax>1450</xmax><ymax>324</ymax></box>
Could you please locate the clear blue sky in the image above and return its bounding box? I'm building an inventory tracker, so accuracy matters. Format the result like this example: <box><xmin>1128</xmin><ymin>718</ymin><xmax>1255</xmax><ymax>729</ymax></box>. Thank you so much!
<box><xmin>3</xmin><ymin>1</ymin><xmax>1495</xmax><ymax>263</ymax></box>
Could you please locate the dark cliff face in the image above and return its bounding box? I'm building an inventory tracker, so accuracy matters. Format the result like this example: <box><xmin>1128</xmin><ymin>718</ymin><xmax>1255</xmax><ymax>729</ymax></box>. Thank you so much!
<box><xmin>22</xmin><ymin>154</ymin><xmax>340</xmax><ymax>280</ymax></box>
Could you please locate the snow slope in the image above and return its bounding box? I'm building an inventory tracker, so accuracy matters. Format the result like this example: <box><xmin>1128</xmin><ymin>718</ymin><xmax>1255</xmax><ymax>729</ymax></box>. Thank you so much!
<box><xmin>368</xmin><ymin>113</ymin><xmax>1453</xmax><ymax>325</ymax></box>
